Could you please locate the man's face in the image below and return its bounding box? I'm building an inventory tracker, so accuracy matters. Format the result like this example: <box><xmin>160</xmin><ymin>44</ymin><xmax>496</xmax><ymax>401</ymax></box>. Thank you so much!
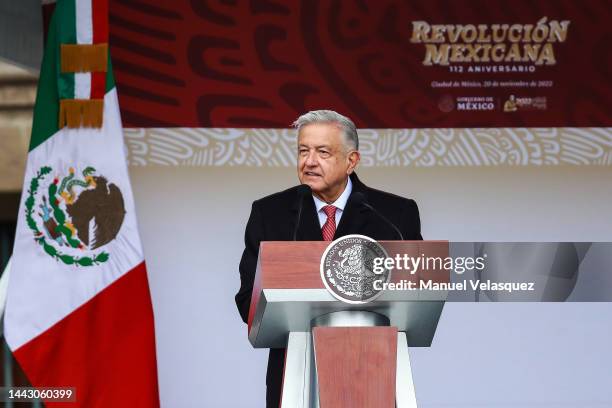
<box><xmin>297</xmin><ymin>123</ymin><xmax>359</xmax><ymax>202</ymax></box>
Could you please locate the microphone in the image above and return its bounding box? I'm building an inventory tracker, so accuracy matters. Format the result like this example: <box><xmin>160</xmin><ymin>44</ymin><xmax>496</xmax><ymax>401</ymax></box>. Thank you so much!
<box><xmin>352</xmin><ymin>192</ymin><xmax>404</xmax><ymax>240</ymax></box>
<box><xmin>293</xmin><ymin>184</ymin><xmax>311</xmax><ymax>240</ymax></box>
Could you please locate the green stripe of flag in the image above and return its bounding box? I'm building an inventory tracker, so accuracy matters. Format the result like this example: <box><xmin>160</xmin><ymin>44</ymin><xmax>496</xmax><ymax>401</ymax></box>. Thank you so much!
<box><xmin>57</xmin><ymin>0</ymin><xmax>76</xmax><ymax>101</ymax></box>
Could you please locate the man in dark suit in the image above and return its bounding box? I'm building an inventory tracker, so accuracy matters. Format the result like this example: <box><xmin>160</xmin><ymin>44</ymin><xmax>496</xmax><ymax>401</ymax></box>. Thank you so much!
<box><xmin>235</xmin><ymin>110</ymin><xmax>422</xmax><ymax>407</ymax></box>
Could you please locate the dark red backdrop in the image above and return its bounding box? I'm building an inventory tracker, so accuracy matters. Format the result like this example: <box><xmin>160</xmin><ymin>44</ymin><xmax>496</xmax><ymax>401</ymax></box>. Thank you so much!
<box><xmin>104</xmin><ymin>0</ymin><xmax>610</xmax><ymax>128</ymax></box>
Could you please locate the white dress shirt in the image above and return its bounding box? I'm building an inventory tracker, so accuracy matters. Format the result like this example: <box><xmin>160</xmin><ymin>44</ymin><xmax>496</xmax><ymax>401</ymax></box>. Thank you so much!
<box><xmin>312</xmin><ymin>177</ymin><xmax>353</xmax><ymax>228</ymax></box>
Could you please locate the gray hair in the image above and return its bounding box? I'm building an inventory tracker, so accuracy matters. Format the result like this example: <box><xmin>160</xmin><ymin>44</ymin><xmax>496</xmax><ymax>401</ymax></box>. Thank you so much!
<box><xmin>292</xmin><ymin>110</ymin><xmax>359</xmax><ymax>151</ymax></box>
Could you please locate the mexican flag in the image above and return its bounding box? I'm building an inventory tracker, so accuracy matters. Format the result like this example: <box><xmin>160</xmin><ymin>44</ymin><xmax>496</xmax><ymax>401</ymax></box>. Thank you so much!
<box><xmin>3</xmin><ymin>0</ymin><xmax>160</xmax><ymax>406</ymax></box>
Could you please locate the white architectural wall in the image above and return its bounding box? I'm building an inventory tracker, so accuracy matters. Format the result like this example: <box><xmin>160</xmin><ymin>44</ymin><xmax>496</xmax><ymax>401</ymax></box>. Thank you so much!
<box><xmin>130</xmin><ymin>165</ymin><xmax>612</xmax><ymax>407</ymax></box>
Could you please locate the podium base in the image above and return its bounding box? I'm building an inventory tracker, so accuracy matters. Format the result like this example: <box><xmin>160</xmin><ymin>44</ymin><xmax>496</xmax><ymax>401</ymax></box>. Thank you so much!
<box><xmin>281</xmin><ymin>311</ymin><xmax>418</xmax><ymax>408</ymax></box>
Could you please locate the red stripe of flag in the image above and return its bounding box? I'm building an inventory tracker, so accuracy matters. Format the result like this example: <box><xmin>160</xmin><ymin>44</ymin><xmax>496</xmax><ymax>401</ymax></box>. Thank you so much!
<box><xmin>91</xmin><ymin>0</ymin><xmax>108</xmax><ymax>99</ymax></box>
<box><xmin>14</xmin><ymin>262</ymin><xmax>160</xmax><ymax>407</ymax></box>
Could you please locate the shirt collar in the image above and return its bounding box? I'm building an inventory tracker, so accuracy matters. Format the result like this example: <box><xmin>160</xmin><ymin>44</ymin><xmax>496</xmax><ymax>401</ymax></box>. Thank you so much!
<box><xmin>312</xmin><ymin>176</ymin><xmax>353</xmax><ymax>212</ymax></box>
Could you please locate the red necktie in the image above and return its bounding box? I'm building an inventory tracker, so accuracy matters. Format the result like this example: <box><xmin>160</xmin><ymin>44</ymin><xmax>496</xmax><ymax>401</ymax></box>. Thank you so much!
<box><xmin>321</xmin><ymin>205</ymin><xmax>337</xmax><ymax>241</ymax></box>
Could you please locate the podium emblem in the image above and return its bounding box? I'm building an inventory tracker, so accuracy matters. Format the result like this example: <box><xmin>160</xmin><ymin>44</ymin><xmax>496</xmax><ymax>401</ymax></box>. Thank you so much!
<box><xmin>320</xmin><ymin>234</ymin><xmax>391</xmax><ymax>304</ymax></box>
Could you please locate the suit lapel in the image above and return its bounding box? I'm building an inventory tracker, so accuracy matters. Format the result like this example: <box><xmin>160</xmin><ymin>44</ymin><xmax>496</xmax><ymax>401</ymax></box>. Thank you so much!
<box><xmin>291</xmin><ymin>189</ymin><xmax>323</xmax><ymax>241</ymax></box>
<box><xmin>334</xmin><ymin>173</ymin><xmax>372</xmax><ymax>239</ymax></box>
<box><xmin>300</xmin><ymin>196</ymin><xmax>324</xmax><ymax>240</ymax></box>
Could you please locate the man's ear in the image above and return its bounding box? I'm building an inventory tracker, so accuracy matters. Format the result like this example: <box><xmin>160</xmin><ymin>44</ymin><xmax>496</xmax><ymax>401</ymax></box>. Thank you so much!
<box><xmin>347</xmin><ymin>151</ymin><xmax>360</xmax><ymax>174</ymax></box>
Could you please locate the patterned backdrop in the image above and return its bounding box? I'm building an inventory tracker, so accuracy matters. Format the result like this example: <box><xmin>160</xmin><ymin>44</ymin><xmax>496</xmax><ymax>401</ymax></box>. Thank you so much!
<box><xmin>108</xmin><ymin>0</ymin><xmax>611</xmax><ymax>129</ymax></box>
<box><xmin>124</xmin><ymin>127</ymin><xmax>612</xmax><ymax>167</ymax></box>
<box><xmin>97</xmin><ymin>0</ymin><xmax>612</xmax><ymax>167</ymax></box>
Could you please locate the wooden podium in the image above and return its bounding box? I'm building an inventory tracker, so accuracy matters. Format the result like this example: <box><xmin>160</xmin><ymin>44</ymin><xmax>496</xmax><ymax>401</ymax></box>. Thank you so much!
<box><xmin>248</xmin><ymin>241</ymin><xmax>449</xmax><ymax>408</ymax></box>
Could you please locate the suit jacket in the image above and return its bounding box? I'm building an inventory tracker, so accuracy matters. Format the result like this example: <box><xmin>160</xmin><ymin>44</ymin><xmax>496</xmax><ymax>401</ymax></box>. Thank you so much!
<box><xmin>235</xmin><ymin>172</ymin><xmax>422</xmax><ymax>406</ymax></box>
